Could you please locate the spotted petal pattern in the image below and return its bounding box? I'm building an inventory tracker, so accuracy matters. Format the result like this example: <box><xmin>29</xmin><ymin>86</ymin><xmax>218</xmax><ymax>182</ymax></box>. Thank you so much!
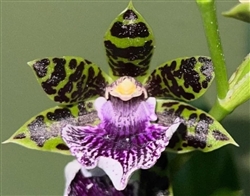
<box><xmin>29</xmin><ymin>56</ymin><xmax>112</xmax><ymax>104</ymax></box>
<box><xmin>104</xmin><ymin>1</ymin><xmax>155</xmax><ymax>82</ymax></box>
<box><xmin>4</xmin><ymin>99</ymin><xmax>98</xmax><ymax>155</ymax></box>
<box><xmin>145</xmin><ymin>56</ymin><xmax>214</xmax><ymax>101</ymax></box>
<box><xmin>155</xmin><ymin>99</ymin><xmax>238</xmax><ymax>153</ymax></box>
<box><xmin>62</xmin><ymin>97</ymin><xmax>180</xmax><ymax>190</ymax></box>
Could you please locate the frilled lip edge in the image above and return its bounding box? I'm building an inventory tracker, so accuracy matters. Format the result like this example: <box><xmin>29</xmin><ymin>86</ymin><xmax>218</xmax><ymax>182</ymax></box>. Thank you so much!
<box><xmin>62</xmin><ymin>96</ymin><xmax>181</xmax><ymax>191</ymax></box>
<box><xmin>64</xmin><ymin>160</ymin><xmax>138</xmax><ymax>196</ymax></box>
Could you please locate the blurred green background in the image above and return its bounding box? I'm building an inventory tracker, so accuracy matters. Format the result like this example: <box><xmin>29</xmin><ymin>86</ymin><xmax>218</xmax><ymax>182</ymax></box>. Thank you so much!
<box><xmin>1</xmin><ymin>0</ymin><xmax>249</xmax><ymax>195</ymax></box>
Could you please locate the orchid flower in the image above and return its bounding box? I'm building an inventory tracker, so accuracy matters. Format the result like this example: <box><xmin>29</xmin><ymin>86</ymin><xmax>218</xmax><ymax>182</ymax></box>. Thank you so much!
<box><xmin>4</xmin><ymin>1</ymin><xmax>237</xmax><ymax>193</ymax></box>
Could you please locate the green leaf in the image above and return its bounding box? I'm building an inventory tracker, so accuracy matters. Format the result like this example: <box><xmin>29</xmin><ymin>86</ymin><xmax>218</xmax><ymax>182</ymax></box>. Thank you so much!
<box><xmin>145</xmin><ymin>56</ymin><xmax>214</xmax><ymax>101</ymax></box>
<box><xmin>219</xmin><ymin>53</ymin><xmax>250</xmax><ymax>113</ymax></box>
<box><xmin>104</xmin><ymin>1</ymin><xmax>155</xmax><ymax>82</ymax></box>
<box><xmin>155</xmin><ymin>99</ymin><xmax>238</xmax><ymax>153</ymax></box>
<box><xmin>223</xmin><ymin>3</ymin><xmax>250</xmax><ymax>23</ymax></box>
<box><xmin>28</xmin><ymin>56</ymin><xmax>112</xmax><ymax>104</ymax></box>
<box><xmin>3</xmin><ymin>99</ymin><xmax>99</xmax><ymax>155</ymax></box>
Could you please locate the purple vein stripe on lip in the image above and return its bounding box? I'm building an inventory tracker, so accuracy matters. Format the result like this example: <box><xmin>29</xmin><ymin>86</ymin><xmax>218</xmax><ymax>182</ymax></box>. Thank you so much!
<box><xmin>62</xmin><ymin>96</ymin><xmax>180</xmax><ymax>190</ymax></box>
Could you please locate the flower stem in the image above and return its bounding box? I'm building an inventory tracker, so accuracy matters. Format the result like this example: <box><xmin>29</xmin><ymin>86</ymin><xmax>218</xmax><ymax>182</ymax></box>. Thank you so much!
<box><xmin>196</xmin><ymin>0</ymin><xmax>229</xmax><ymax>120</ymax></box>
<box><xmin>208</xmin><ymin>99</ymin><xmax>231</xmax><ymax>121</ymax></box>
<box><xmin>196</xmin><ymin>0</ymin><xmax>229</xmax><ymax>99</ymax></box>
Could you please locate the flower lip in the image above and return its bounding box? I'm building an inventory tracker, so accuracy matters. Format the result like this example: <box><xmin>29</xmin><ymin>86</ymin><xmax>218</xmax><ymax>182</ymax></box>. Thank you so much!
<box><xmin>105</xmin><ymin>76</ymin><xmax>148</xmax><ymax>101</ymax></box>
<box><xmin>62</xmin><ymin>94</ymin><xmax>181</xmax><ymax>191</ymax></box>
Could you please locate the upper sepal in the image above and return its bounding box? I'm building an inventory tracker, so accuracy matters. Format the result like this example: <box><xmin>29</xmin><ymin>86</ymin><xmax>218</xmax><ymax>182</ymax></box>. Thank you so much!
<box><xmin>104</xmin><ymin>1</ymin><xmax>155</xmax><ymax>82</ymax></box>
<box><xmin>3</xmin><ymin>99</ymin><xmax>99</xmax><ymax>155</ymax></box>
<box><xmin>145</xmin><ymin>56</ymin><xmax>214</xmax><ymax>101</ymax></box>
<box><xmin>28</xmin><ymin>56</ymin><xmax>112</xmax><ymax>104</ymax></box>
<box><xmin>156</xmin><ymin>99</ymin><xmax>238</xmax><ymax>153</ymax></box>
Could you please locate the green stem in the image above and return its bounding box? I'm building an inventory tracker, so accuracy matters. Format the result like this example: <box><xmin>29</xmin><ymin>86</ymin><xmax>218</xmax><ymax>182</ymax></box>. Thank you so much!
<box><xmin>209</xmin><ymin>99</ymin><xmax>231</xmax><ymax>121</ymax></box>
<box><xmin>196</xmin><ymin>0</ymin><xmax>229</xmax><ymax>100</ymax></box>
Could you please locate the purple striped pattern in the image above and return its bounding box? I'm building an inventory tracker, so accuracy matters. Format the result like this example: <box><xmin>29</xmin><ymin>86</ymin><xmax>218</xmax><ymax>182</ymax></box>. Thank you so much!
<box><xmin>62</xmin><ymin>96</ymin><xmax>179</xmax><ymax>190</ymax></box>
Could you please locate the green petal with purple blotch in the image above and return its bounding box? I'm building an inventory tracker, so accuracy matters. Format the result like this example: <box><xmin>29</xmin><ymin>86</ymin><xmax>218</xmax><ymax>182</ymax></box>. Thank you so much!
<box><xmin>3</xmin><ymin>99</ymin><xmax>99</xmax><ymax>155</ymax></box>
<box><xmin>28</xmin><ymin>56</ymin><xmax>112</xmax><ymax>104</ymax></box>
<box><xmin>144</xmin><ymin>56</ymin><xmax>214</xmax><ymax>102</ymax></box>
<box><xmin>104</xmin><ymin>1</ymin><xmax>155</xmax><ymax>82</ymax></box>
<box><xmin>155</xmin><ymin>99</ymin><xmax>238</xmax><ymax>153</ymax></box>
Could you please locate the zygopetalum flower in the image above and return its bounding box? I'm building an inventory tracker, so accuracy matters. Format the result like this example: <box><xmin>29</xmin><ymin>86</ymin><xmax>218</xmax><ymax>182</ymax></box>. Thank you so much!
<box><xmin>4</xmin><ymin>1</ymin><xmax>238</xmax><ymax>193</ymax></box>
<box><xmin>62</xmin><ymin>76</ymin><xmax>180</xmax><ymax>190</ymax></box>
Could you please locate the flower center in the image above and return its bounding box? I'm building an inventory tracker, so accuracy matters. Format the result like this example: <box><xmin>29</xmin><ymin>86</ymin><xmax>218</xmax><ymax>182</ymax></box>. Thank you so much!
<box><xmin>105</xmin><ymin>76</ymin><xmax>147</xmax><ymax>101</ymax></box>
<box><xmin>114</xmin><ymin>78</ymin><xmax>136</xmax><ymax>95</ymax></box>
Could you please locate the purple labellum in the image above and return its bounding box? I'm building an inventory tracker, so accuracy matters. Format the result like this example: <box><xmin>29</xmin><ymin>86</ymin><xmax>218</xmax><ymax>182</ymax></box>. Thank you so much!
<box><xmin>62</xmin><ymin>76</ymin><xmax>180</xmax><ymax>190</ymax></box>
<box><xmin>64</xmin><ymin>160</ymin><xmax>138</xmax><ymax>196</ymax></box>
